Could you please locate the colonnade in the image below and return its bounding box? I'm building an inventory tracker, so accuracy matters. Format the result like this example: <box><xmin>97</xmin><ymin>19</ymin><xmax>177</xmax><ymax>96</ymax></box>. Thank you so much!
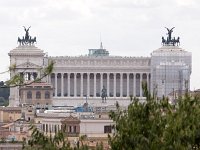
<box><xmin>42</xmin><ymin>123</ymin><xmax>61</xmax><ymax>133</ymax></box>
<box><xmin>50</xmin><ymin>73</ymin><xmax>150</xmax><ymax>98</ymax></box>
<box><xmin>19</xmin><ymin>72</ymin><xmax>38</xmax><ymax>81</ymax></box>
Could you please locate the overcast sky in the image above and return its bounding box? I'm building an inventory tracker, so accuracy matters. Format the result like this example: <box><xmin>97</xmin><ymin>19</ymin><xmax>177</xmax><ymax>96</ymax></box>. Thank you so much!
<box><xmin>0</xmin><ymin>0</ymin><xmax>199</xmax><ymax>90</ymax></box>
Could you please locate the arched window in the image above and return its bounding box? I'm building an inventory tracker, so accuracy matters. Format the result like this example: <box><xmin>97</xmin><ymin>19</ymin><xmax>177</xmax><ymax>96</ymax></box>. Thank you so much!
<box><xmin>27</xmin><ymin>91</ymin><xmax>32</xmax><ymax>99</ymax></box>
<box><xmin>36</xmin><ymin>91</ymin><xmax>41</xmax><ymax>99</ymax></box>
<box><xmin>45</xmin><ymin>91</ymin><xmax>50</xmax><ymax>99</ymax></box>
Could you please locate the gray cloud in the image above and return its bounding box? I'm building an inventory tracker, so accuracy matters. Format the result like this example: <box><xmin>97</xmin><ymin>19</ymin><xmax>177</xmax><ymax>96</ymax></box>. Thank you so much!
<box><xmin>0</xmin><ymin>0</ymin><xmax>200</xmax><ymax>89</ymax></box>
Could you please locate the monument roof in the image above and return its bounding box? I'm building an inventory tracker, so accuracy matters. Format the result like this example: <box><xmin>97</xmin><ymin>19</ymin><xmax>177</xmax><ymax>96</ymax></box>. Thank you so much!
<box><xmin>153</xmin><ymin>45</ymin><xmax>186</xmax><ymax>52</ymax></box>
<box><xmin>9</xmin><ymin>45</ymin><xmax>44</xmax><ymax>56</ymax></box>
<box><xmin>151</xmin><ymin>46</ymin><xmax>191</xmax><ymax>56</ymax></box>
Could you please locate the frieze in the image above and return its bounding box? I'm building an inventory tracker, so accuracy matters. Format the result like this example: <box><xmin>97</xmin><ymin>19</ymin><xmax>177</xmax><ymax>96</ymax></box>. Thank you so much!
<box><xmin>49</xmin><ymin>56</ymin><xmax>150</xmax><ymax>67</ymax></box>
<box><xmin>51</xmin><ymin>67</ymin><xmax>151</xmax><ymax>74</ymax></box>
<box><xmin>16</xmin><ymin>61</ymin><xmax>42</xmax><ymax>69</ymax></box>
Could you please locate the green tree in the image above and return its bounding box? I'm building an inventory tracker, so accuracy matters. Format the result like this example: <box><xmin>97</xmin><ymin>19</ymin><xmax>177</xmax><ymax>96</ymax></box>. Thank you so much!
<box><xmin>109</xmin><ymin>83</ymin><xmax>200</xmax><ymax>150</ymax></box>
<box><xmin>23</xmin><ymin>125</ymin><xmax>71</xmax><ymax>150</ymax></box>
<box><xmin>23</xmin><ymin>125</ymin><xmax>106</xmax><ymax>150</ymax></box>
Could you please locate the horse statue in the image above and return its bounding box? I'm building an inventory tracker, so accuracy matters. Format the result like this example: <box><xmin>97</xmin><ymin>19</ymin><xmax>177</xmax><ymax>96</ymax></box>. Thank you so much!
<box><xmin>30</xmin><ymin>37</ymin><xmax>37</xmax><ymax>45</ymax></box>
<box><xmin>175</xmin><ymin>37</ymin><xmax>180</xmax><ymax>46</ymax></box>
<box><xmin>172</xmin><ymin>37</ymin><xmax>176</xmax><ymax>46</ymax></box>
<box><xmin>101</xmin><ymin>86</ymin><xmax>107</xmax><ymax>103</ymax></box>
<box><xmin>17</xmin><ymin>37</ymin><xmax>22</xmax><ymax>45</ymax></box>
<box><xmin>161</xmin><ymin>27</ymin><xmax>180</xmax><ymax>46</ymax></box>
<box><xmin>172</xmin><ymin>37</ymin><xmax>180</xmax><ymax>46</ymax></box>
<box><xmin>17</xmin><ymin>37</ymin><xmax>26</xmax><ymax>45</ymax></box>
<box><xmin>17</xmin><ymin>26</ymin><xmax>37</xmax><ymax>46</ymax></box>
<box><xmin>161</xmin><ymin>36</ymin><xmax>166</xmax><ymax>45</ymax></box>
<box><xmin>31</xmin><ymin>37</ymin><xmax>37</xmax><ymax>44</ymax></box>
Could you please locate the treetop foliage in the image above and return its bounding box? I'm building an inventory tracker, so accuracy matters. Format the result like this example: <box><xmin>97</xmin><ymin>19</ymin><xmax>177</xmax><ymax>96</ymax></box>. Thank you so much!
<box><xmin>109</xmin><ymin>82</ymin><xmax>200</xmax><ymax>150</ymax></box>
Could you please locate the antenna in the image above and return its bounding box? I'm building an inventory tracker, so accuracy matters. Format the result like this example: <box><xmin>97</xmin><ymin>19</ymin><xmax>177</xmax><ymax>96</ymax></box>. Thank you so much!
<box><xmin>100</xmin><ymin>33</ymin><xmax>103</xmax><ymax>49</ymax></box>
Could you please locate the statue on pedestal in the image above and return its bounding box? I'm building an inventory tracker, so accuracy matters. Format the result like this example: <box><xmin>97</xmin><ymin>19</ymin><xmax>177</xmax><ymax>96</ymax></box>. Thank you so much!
<box><xmin>23</xmin><ymin>26</ymin><xmax>31</xmax><ymax>41</ymax></box>
<box><xmin>17</xmin><ymin>26</ymin><xmax>37</xmax><ymax>46</ymax></box>
<box><xmin>165</xmin><ymin>27</ymin><xmax>175</xmax><ymax>41</ymax></box>
<box><xmin>161</xmin><ymin>27</ymin><xmax>180</xmax><ymax>46</ymax></box>
<box><xmin>101</xmin><ymin>86</ymin><xmax>107</xmax><ymax>103</ymax></box>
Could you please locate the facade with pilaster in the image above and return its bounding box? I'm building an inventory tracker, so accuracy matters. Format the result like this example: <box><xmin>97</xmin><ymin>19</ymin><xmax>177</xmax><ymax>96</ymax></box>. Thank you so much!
<box><xmin>49</xmin><ymin>55</ymin><xmax>150</xmax><ymax>106</ymax></box>
<box><xmin>8</xmin><ymin>28</ymin><xmax>192</xmax><ymax>107</ymax></box>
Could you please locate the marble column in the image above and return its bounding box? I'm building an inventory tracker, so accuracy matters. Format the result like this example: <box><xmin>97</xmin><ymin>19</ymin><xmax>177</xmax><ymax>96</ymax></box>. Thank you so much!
<box><xmin>37</xmin><ymin>71</ymin><xmax>41</xmax><ymax>79</ymax></box>
<box><xmin>68</xmin><ymin>73</ymin><xmax>70</xmax><ymax>97</ymax></box>
<box><xmin>74</xmin><ymin>73</ymin><xmax>77</xmax><ymax>97</ymax></box>
<box><xmin>133</xmin><ymin>73</ymin><xmax>136</xmax><ymax>97</ymax></box>
<box><xmin>114</xmin><ymin>73</ymin><xmax>116</xmax><ymax>97</ymax></box>
<box><xmin>100</xmin><ymin>73</ymin><xmax>103</xmax><ymax>91</ymax></box>
<box><xmin>107</xmin><ymin>73</ymin><xmax>110</xmax><ymax>97</ymax></box>
<box><xmin>127</xmin><ymin>73</ymin><xmax>130</xmax><ymax>97</ymax></box>
<box><xmin>120</xmin><ymin>73</ymin><xmax>123</xmax><ymax>97</ymax></box>
<box><xmin>55</xmin><ymin>73</ymin><xmax>57</xmax><ymax>97</ymax></box>
<box><xmin>147</xmin><ymin>73</ymin><xmax>151</xmax><ymax>92</ymax></box>
<box><xmin>61</xmin><ymin>73</ymin><xmax>64</xmax><ymax>97</ymax></box>
<box><xmin>140</xmin><ymin>73</ymin><xmax>143</xmax><ymax>97</ymax></box>
<box><xmin>81</xmin><ymin>73</ymin><xmax>83</xmax><ymax>97</ymax></box>
<box><xmin>94</xmin><ymin>73</ymin><xmax>96</xmax><ymax>97</ymax></box>
<box><xmin>87</xmin><ymin>73</ymin><xmax>90</xmax><ymax>97</ymax></box>
<box><xmin>30</xmin><ymin>73</ymin><xmax>32</xmax><ymax>80</ymax></box>
<box><xmin>147</xmin><ymin>73</ymin><xmax>149</xmax><ymax>91</ymax></box>
<box><xmin>23</xmin><ymin>72</ymin><xmax>27</xmax><ymax>81</ymax></box>
<box><xmin>48</xmin><ymin>74</ymin><xmax>51</xmax><ymax>84</ymax></box>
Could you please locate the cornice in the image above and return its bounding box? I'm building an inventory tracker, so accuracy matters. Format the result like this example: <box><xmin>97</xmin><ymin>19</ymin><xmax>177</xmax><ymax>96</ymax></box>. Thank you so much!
<box><xmin>51</xmin><ymin>58</ymin><xmax>151</xmax><ymax>68</ymax></box>
<box><xmin>8</xmin><ymin>45</ymin><xmax>45</xmax><ymax>56</ymax></box>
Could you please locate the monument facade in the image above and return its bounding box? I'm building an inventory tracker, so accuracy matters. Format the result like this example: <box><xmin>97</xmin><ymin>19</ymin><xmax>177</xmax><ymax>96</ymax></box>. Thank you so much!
<box><xmin>8</xmin><ymin>27</ymin><xmax>192</xmax><ymax>107</ymax></box>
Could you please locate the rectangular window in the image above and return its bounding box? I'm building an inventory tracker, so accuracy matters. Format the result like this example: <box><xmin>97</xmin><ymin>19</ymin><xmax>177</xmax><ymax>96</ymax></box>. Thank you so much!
<box><xmin>44</xmin><ymin>86</ymin><xmax>51</xmax><ymax>88</ymax></box>
<box><xmin>35</xmin><ymin>86</ymin><xmax>41</xmax><ymax>89</ymax></box>
<box><xmin>69</xmin><ymin>126</ymin><xmax>72</xmax><ymax>133</ymax></box>
<box><xmin>104</xmin><ymin>125</ymin><xmax>112</xmax><ymax>133</ymax></box>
